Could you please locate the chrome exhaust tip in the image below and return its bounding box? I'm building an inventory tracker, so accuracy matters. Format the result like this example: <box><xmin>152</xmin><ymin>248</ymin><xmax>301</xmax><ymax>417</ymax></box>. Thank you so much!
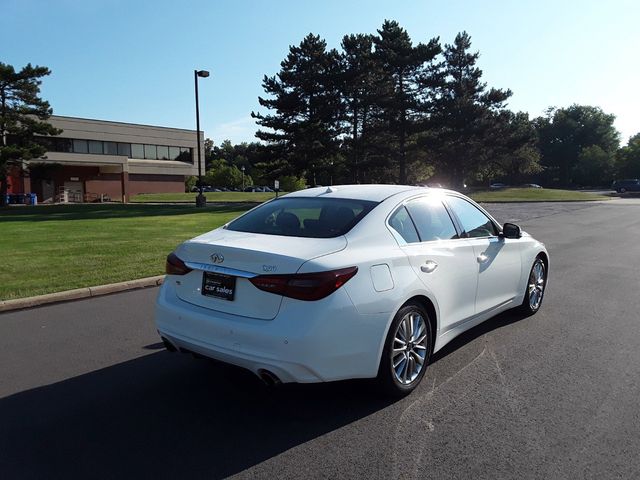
<box><xmin>258</xmin><ymin>369</ymin><xmax>282</xmax><ymax>386</ymax></box>
<box><xmin>161</xmin><ymin>337</ymin><xmax>177</xmax><ymax>352</ymax></box>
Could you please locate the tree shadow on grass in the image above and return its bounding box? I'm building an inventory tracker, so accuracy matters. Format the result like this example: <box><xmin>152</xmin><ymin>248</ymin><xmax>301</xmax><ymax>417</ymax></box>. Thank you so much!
<box><xmin>0</xmin><ymin>203</ymin><xmax>253</xmax><ymax>222</ymax></box>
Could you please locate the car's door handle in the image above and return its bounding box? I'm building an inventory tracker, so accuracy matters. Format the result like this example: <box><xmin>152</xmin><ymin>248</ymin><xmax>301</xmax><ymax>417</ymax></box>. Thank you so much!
<box><xmin>420</xmin><ymin>260</ymin><xmax>438</xmax><ymax>273</ymax></box>
<box><xmin>477</xmin><ymin>253</ymin><xmax>489</xmax><ymax>263</ymax></box>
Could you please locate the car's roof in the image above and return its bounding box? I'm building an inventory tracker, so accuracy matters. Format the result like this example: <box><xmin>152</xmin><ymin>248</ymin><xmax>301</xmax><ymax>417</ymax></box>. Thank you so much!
<box><xmin>285</xmin><ymin>184</ymin><xmax>430</xmax><ymax>202</ymax></box>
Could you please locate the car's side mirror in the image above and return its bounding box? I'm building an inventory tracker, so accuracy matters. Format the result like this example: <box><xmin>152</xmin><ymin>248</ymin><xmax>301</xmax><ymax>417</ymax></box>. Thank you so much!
<box><xmin>501</xmin><ymin>222</ymin><xmax>522</xmax><ymax>239</ymax></box>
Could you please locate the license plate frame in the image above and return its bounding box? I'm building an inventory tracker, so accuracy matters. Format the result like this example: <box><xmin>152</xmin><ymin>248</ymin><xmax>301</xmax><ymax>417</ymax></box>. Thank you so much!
<box><xmin>201</xmin><ymin>271</ymin><xmax>236</xmax><ymax>301</ymax></box>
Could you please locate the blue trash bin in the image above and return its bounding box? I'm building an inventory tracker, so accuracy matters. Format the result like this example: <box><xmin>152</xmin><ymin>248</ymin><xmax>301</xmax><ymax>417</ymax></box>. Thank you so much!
<box><xmin>30</xmin><ymin>193</ymin><xmax>38</xmax><ymax>206</ymax></box>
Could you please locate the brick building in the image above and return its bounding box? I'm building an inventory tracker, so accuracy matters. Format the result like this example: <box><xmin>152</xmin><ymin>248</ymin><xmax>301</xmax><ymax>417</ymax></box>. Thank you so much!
<box><xmin>7</xmin><ymin>115</ymin><xmax>200</xmax><ymax>203</ymax></box>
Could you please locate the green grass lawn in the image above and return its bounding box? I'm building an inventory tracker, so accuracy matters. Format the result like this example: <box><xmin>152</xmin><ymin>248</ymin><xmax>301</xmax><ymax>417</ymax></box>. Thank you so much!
<box><xmin>134</xmin><ymin>188</ymin><xmax>609</xmax><ymax>204</ymax></box>
<box><xmin>0</xmin><ymin>203</ymin><xmax>252</xmax><ymax>301</ymax></box>
<box><xmin>0</xmin><ymin>187</ymin><xmax>610</xmax><ymax>301</ymax></box>
<box><xmin>469</xmin><ymin>188</ymin><xmax>610</xmax><ymax>202</ymax></box>
<box><xmin>131</xmin><ymin>191</ymin><xmax>277</xmax><ymax>203</ymax></box>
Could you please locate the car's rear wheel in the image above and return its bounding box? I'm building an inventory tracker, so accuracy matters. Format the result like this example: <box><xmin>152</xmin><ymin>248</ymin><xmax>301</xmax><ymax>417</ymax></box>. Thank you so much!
<box><xmin>620</xmin><ymin>187</ymin><xmax>627</xmax><ymax>194</ymax></box>
<box><xmin>377</xmin><ymin>302</ymin><xmax>433</xmax><ymax>396</ymax></box>
<box><xmin>520</xmin><ymin>256</ymin><xmax>547</xmax><ymax>315</ymax></box>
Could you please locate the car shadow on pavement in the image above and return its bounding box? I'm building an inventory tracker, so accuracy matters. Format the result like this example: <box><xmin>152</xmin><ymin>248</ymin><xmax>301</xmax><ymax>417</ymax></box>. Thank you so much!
<box><xmin>431</xmin><ymin>308</ymin><xmax>530</xmax><ymax>364</ymax></box>
<box><xmin>0</xmin><ymin>309</ymin><xmax>531</xmax><ymax>479</ymax></box>
<box><xmin>0</xmin><ymin>351</ymin><xmax>393</xmax><ymax>479</ymax></box>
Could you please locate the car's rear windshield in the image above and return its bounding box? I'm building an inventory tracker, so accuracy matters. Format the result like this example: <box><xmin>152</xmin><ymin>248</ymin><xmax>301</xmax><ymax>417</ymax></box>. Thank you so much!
<box><xmin>225</xmin><ymin>197</ymin><xmax>378</xmax><ymax>238</ymax></box>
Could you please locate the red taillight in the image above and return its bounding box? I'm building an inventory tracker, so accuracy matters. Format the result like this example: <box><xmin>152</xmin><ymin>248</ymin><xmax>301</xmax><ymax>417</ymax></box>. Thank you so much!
<box><xmin>165</xmin><ymin>252</ymin><xmax>192</xmax><ymax>276</ymax></box>
<box><xmin>249</xmin><ymin>267</ymin><xmax>358</xmax><ymax>301</ymax></box>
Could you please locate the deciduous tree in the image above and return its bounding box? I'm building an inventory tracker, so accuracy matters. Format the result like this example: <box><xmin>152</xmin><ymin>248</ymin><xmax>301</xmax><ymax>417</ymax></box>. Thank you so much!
<box><xmin>615</xmin><ymin>133</ymin><xmax>640</xmax><ymax>179</ymax></box>
<box><xmin>535</xmin><ymin>105</ymin><xmax>619</xmax><ymax>186</ymax></box>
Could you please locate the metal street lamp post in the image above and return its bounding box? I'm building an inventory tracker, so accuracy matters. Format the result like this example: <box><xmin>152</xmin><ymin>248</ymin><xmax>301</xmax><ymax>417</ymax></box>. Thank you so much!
<box><xmin>241</xmin><ymin>165</ymin><xmax>245</xmax><ymax>190</ymax></box>
<box><xmin>194</xmin><ymin>69</ymin><xmax>209</xmax><ymax>207</ymax></box>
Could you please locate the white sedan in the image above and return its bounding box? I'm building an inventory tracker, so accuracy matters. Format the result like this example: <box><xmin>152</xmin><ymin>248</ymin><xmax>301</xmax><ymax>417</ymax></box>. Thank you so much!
<box><xmin>156</xmin><ymin>185</ymin><xmax>548</xmax><ymax>395</ymax></box>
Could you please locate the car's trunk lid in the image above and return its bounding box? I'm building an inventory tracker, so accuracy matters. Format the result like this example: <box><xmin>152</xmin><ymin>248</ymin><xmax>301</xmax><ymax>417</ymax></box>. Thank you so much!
<box><xmin>171</xmin><ymin>228</ymin><xmax>347</xmax><ymax>319</ymax></box>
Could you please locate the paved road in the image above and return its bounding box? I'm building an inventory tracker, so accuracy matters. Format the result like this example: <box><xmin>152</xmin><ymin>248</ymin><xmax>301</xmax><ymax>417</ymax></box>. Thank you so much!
<box><xmin>2</xmin><ymin>200</ymin><xmax>640</xmax><ymax>479</ymax></box>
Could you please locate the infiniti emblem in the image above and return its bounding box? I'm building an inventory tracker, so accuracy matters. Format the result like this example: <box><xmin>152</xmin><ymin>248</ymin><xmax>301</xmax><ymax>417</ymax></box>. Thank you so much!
<box><xmin>210</xmin><ymin>253</ymin><xmax>224</xmax><ymax>264</ymax></box>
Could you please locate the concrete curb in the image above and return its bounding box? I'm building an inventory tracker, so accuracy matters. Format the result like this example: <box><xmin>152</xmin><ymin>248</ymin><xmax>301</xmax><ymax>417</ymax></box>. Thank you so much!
<box><xmin>0</xmin><ymin>276</ymin><xmax>165</xmax><ymax>313</ymax></box>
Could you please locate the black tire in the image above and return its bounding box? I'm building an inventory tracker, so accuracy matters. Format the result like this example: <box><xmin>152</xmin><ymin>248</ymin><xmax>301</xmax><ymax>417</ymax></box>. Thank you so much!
<box><xmin>377</xmin><ymin>302</ymin><xmax>433</xmax><ymax>396</ymax></box>
<box><xmin>620</xmin><ymin>187</ymin><xmax>627</xmax><ymax>194</ymax></box>
<box><xmin>520</xmin><ymin>256</ymin><xmax>547</xmax><ymax>315</ymax></box>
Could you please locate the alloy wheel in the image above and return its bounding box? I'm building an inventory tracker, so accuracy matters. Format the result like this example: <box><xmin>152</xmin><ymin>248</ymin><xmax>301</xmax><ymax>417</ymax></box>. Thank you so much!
<box><xmin>528</xmin><ymin>259</ymin><xmax>546</xmax><ymax>311</ymax></box>
<box><xmin>391</xmin><ymin>311</ymin><xmax>428</xmax><ymax>385</ymax></box>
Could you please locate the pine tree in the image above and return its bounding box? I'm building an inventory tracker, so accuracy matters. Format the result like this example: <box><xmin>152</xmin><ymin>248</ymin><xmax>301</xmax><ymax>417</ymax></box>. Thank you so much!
<box><xmin>425</xmin><ymin>32</ymin><xmax>511</xmax><ymax>186</ymax></box>
<box><xmin>373</xmin><ymin>20</ymin><xmax>440</xmax><ymax>184</ymax></box>
<box><xmin>251</xmin><ymin>34</ymin><xmax>342</xmax><ymax>179</ymax></box>
<box><xmin>486</xmin><ymin>111</ymin><xmax>542</xmax><ymax>183</ymax></box>
<box><xmin>0</xmin><ymin>62</ymin><xmax>60</xmax><ymax>205</ymax></box>
<box><xmin>339</xmin><ymin>33</ymin><xmax>380</xmax><ymax>183</ymax></box>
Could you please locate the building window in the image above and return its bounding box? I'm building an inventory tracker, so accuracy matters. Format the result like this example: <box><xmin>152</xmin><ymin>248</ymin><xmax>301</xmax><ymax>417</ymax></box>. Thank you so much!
<box><xmin>104</xmin><ymin>142</ymin><xmax>118</xmax><ymax>155</ymax></box>
<box><xmin>156</xmin><ymin>145</ymin><xmax>169</xmax><ymax>160</ymax></box>
<box><xmin>117</xmin><ymin>143</ymin><xmax>131</xmax><ymax>157</ymax></box>
<box><xmin>169</xmin><ymin>146</ymin><xmax>180</xmax><ymax>160</ymax></box>
<box><xmin>131</xmin><ymin>144</ymin><xmax>144</xmax><ymax>159</ymax></box>
<box><xmin>43</xmin><ymin>137</ymin><xmax>192</xmax><ymax>161</ymax></box>
<box><xmin>88</xmin><ymin>140</ymin><xmax>103</xmax><ymax>154</ymax></box>
<box><xmin>56</xmin><ymin>138</ymin><xmax>73</xmax><ymax>152</ymax></box>
<box><xmin>177</xmin><ymin>147</ymin><xmax>192</xmax><ymax>163</ymax></box>
<box><xmin>144</xmin><ymin>144</ymin><xmax>157</xmax><ymax>160</ymax></box>
<box><xmin>73</xmin><ymin>139</ymin><xmax>88</xmax><ymax>153</ymax></box>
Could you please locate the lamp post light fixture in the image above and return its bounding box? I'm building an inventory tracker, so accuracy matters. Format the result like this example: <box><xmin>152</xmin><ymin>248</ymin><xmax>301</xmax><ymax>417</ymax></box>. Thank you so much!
<box><xmin>194</xmin><ymin>69</ymin><xmax>210</xmax><ymax>207</ymax></box>
<box><xmin>241</xmin><ymin>165</ymin><xmax>245</xmax><ymax>191</ymax></box>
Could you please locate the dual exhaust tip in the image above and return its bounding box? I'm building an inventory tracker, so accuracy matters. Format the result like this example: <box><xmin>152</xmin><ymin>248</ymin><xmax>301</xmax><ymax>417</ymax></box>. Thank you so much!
<box><xmin>258</xmin><ymin>369</ymin><xmax>282</xmax><ymax>386</ymax></box>
<box><xmin>161</xmin><ymin>336</ymin><xmax>282</xmax><ymax>386</ymax></box>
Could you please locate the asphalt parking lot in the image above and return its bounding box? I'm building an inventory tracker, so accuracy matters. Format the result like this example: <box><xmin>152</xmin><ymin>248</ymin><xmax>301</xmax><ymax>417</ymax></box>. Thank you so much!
<box><xmin>2</xmin><ymin>199</ymin><xmax>640</xmax><ymax>479</ymax></box>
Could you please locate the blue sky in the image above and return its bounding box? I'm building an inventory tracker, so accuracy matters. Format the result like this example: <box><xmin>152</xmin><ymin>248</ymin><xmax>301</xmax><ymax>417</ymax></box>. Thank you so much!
<box><xmin>3</xmin><ymin>0</ymin><xmax>638</xmax><ymax>144</ymax></box>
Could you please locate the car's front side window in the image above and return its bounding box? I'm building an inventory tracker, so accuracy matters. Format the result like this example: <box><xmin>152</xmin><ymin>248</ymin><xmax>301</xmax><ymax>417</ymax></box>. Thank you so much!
<box><xmin>446</xmin><ymin>196</ymin><xmax>498</xmax><ymax>238</ymax></box>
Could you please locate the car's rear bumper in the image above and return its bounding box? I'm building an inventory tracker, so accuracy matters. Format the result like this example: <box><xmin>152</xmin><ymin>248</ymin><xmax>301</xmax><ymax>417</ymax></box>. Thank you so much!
<box><xmin>155</xmin><ymin>280</ymin><xmax>389</xmax><ymax>383</ymax></box>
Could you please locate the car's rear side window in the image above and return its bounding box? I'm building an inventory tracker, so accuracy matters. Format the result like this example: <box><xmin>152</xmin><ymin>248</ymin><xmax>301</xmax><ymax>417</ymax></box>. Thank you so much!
<box><xmin>225</xmin><ymin>197</ymin><xmax>378</xmax><ymax>238</ymax></box>
<box><xmin>389</xmin><ymin>206</ymin><xmax>420</xmax><ymax>243</ymax></box>
<box><xmin>405</xmin><ymin>197</ymin><xmax>458</xmax><ymax>241</ymax></box>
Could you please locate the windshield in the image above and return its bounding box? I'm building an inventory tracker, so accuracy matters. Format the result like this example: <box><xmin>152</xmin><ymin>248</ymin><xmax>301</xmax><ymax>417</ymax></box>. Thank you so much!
<box><xmin>225</xmin><ymin>197</ymin><xmax>378</xmax><ymax>238</ymax></box>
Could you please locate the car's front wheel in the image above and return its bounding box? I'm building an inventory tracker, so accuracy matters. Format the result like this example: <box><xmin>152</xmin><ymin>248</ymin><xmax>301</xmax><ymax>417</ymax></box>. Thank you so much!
<box><xmin>377</xmin><ymin>302</ymin><xmax>433</xmax><ymax>396</ymax></box>
<box><xmin>520</xmin><ymin>256</ymin><xmax>547</xmax><ymax>315</ymax></box>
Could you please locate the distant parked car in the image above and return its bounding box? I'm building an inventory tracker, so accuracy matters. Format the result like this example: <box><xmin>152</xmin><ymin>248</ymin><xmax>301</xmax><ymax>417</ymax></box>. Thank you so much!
<box><xmin>521</xmin><ymin>184</ymin><xmax>542</xmax><ymax>189</ymax></box>
<box><xmin>490</xmin><ymin>183</ymin><xmax>508</xmax><ymax>190</ymax></box>
<box><xmin>612</xmin><ymin>179</ymin><xmax>640</xmax><ymax>193</ymax></box>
